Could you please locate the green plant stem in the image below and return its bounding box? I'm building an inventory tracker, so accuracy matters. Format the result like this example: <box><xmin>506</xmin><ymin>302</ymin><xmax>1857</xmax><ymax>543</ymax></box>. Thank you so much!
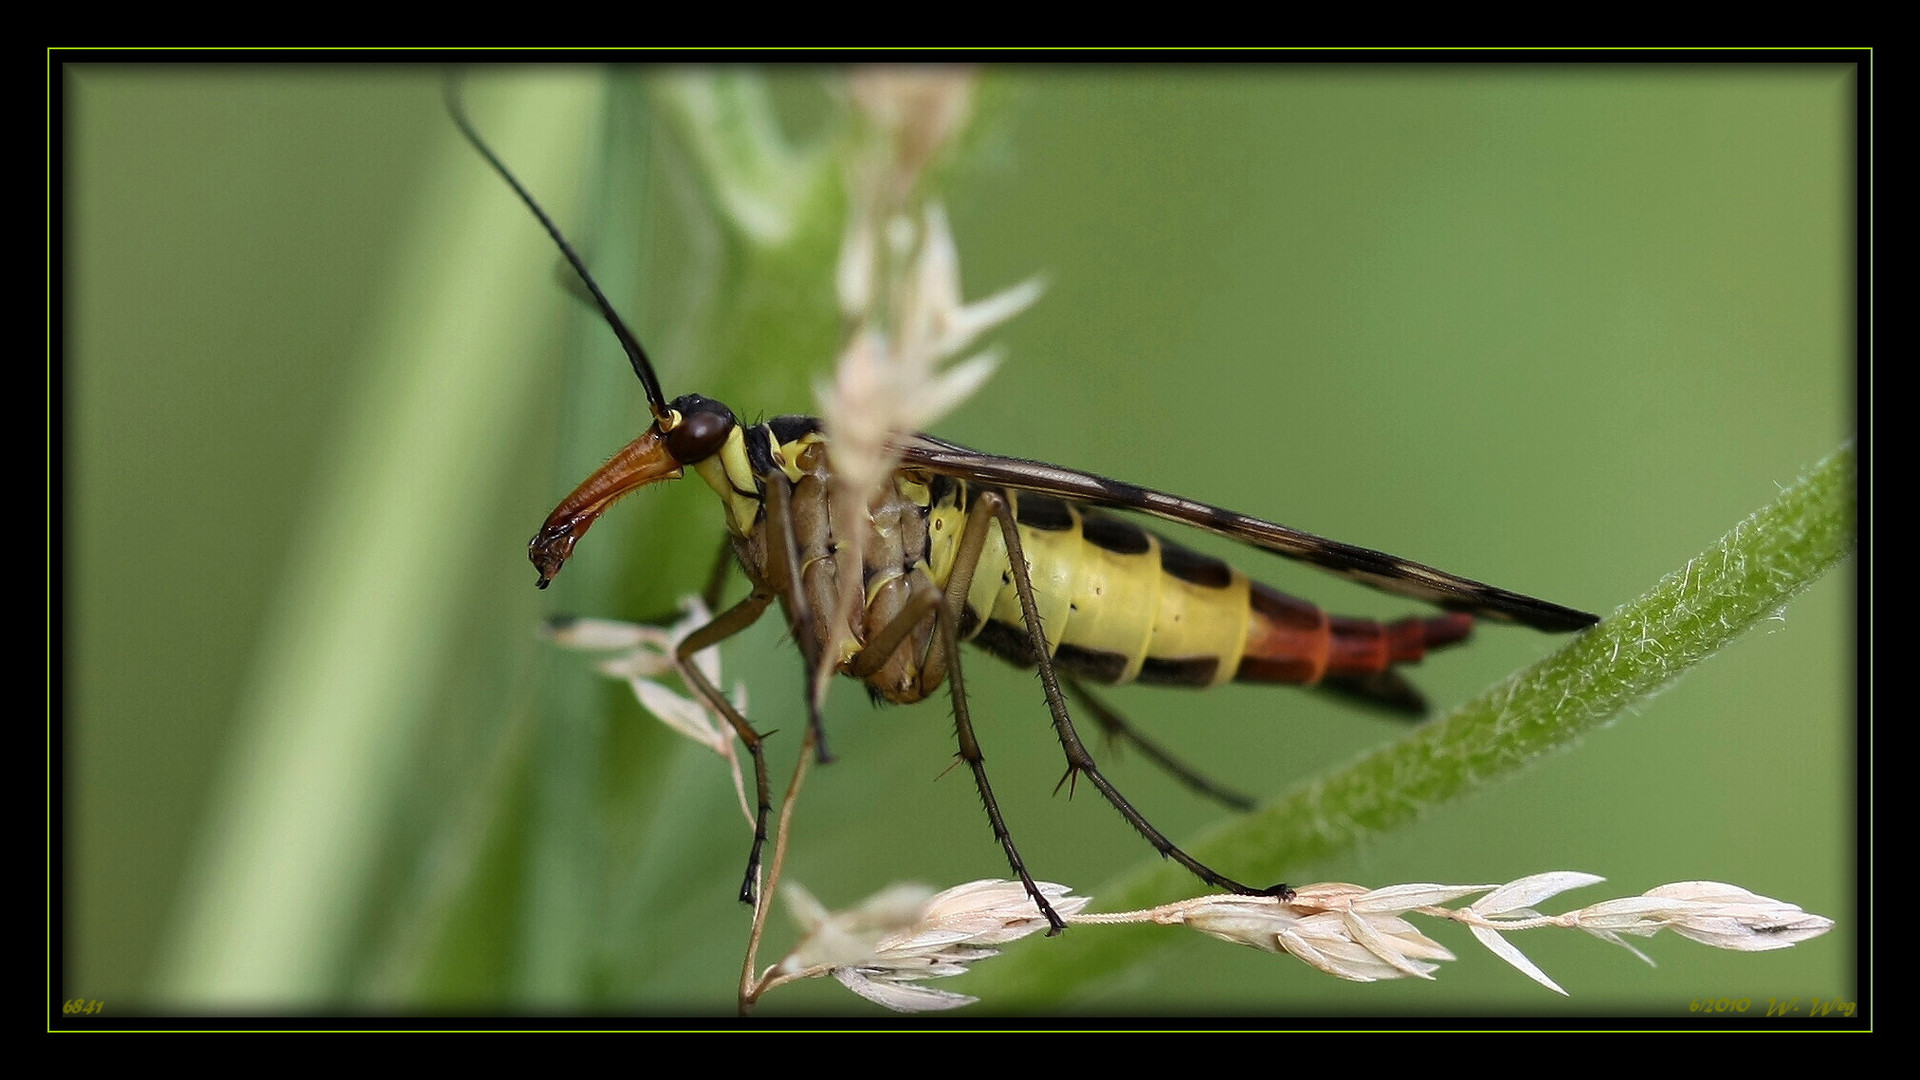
<box><xmin>152</xmin><ymin>74</ymin><xmax>607</xmax><ymax>1006</ymax></box>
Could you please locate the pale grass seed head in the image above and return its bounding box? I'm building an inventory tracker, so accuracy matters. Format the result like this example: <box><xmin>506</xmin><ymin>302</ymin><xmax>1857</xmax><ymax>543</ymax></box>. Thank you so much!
<box><xmin>1563</xmin><ymin>880</ymin><xmax>1838</xmax><ymax>955</ymax></box>
<box><xmin>815</xmin><ymin>68</ymin><xmax>1043</xmax><ymax>681</ymax></box>
<box><xmin>763</xmin><ymin>872</ymin><xmax>1832</xmax><ymax>1011</ymax></box>
<box><xmin>821</xmin><ymin>202</ymin><xmax>1042</xmax><ymax>514</ymax></box>
<box><xmin>1070</xmin><ymin>872</ymin><xmax>1835</xmax><ymax>1003</ymax></box>
<box><xmin>845</xmin><ymin>67</ymin><xmax>977</xmax><ymax>212</ymax></box>
<box><xmin>1128</xmin><ymin>883</ymin><xmax>1469</xmax><ymax>985</ymax></box>
<box><xmin>775</xmin><ymin>879</ymin><xmax>1089</xmax><ymax>1012</ymax></box>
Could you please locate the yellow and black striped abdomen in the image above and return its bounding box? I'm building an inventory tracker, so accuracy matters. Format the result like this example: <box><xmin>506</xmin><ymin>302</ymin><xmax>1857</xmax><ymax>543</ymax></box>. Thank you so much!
<box><xmin>925</xmin><ymin>479</ymin><xmax>1478</xmax><ymax>695</ymax></box>
<box><xmin>928</xmin><ymin>482</ymin><xmax>1254</xmax><ymax>688</ymax></box>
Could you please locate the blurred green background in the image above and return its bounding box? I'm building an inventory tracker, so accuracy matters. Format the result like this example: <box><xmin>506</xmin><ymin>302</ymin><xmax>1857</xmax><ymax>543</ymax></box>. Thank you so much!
<box><xmin>66</xmin><ymin>64</ymin><xmax>1853</xmax><ymax>1020</ymax></box>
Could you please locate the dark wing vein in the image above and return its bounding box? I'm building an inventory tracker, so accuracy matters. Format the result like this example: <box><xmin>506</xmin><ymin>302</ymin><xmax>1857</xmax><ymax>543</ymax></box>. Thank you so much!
<box><xmin>895</xmin><ymin>433</ymin><xmax>1599</xmax><ymax>633</ymax></box>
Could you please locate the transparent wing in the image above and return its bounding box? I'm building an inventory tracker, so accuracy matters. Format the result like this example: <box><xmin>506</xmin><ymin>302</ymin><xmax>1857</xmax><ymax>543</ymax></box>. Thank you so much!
<box><xmin>895</xmin><ymin>433</ymin><xmax>1599</xmax><ymax>633</ymax></box>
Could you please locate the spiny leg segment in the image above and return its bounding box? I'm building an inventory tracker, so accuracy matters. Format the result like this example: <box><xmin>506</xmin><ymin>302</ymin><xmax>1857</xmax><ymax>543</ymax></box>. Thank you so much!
<box><xmin>1062</xmin><ymin>677</ymin><xmax>1257</xmax><ymax>813</ymax></box>
<box><xmin>670</xmin><ymin>475</ymin><xmax>832</xmax><ymax>907</ymax></box>
<box><xmin>811</xmin><ymin>495</ymin><xmax>1069</xmax><ymax>932</ymax></box>
<box><xmin>935</xmin><ymin>591</ymin><xmax>1068</xmax><ymax>933</ymax></box>
<box><xmin>761</xmin><ymin>474</ymin><xmax>834</xmax><ymax>765</ymax></box>
<box><xmin>674</xmin><ymin>588</ymin><xmax>778</xmax><ymax>905</ymax></box>
<box><xmin>984</xmin><ymin>492</ymin><xmax>1294</xmax><ymax>902</ymax></box>
<box><xmin>929</xmin><ymin>495</ymin><xmax>1067</xmax><ymax>926</ymax></box>
<box><xmin>857</xmin><ymin>486</ymin><xmax>1068</xmax><ymax>931</ymax></box>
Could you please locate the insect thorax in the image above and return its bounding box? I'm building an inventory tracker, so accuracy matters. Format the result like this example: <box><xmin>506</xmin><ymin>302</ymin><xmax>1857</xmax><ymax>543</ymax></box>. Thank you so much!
<box><xmin>696</xmin><ymin>420</ymin><xmax>953</xmax><ymax>705</ymax></box>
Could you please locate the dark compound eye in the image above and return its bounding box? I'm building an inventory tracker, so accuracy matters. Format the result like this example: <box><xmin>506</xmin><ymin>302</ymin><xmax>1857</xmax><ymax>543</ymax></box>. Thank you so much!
<box><xmin>664</xmin><ymin>398</ymin><xmax>735</xmax><ymax>463</ymax></box>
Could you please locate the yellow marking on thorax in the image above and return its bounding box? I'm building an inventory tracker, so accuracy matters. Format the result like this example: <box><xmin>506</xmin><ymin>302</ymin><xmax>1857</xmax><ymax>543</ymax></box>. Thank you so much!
<box><xmin>692</xmin><ymin>426</ymin><xmax>762</xmax><ymax>537</ymax></box>
<box><xmin>770</xmin><ymin>428</ymin><xmax>813</xmax><ymax>483</ymax></box>
<box><xmin>926</xmin><ymin>495</ymin><xmax>966</xmax><ymax>590</ymax></box>
<box><xmin>895</xmin><ymin>475</ymin><xmax>931</xmax><ymax>508</ymax></box>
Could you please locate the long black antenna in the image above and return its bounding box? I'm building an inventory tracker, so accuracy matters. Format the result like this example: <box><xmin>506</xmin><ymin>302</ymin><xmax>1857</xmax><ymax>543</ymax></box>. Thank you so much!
<box><xmin>445</xmin><ymin>80</ymin><xmax>672</xmax><ymax>421</ymax></box>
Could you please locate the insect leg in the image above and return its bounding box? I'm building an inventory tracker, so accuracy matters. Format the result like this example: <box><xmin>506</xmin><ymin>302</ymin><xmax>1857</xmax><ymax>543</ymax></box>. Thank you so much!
<box><xmin>983</xmin><ymin>492</ymin><xmax>1291</xmax><ymax>901</ymax></box>
<box><xmin>759</xmin><ymin>471</ymin><xmax>834</xmax><ymax>765</ymax></box>
<box><xmin>844</xmin><ymin>585</ymin><xmax>941</xmax><ymax>679</ymax></box>
<box><xmin>676</xmin><ymin>588</ymin><xmax>779</xmax><ymax>905</ymax></box>
<box><xmin>933</xmin><ymin>584</ymin><xmax>1068</xmax><ymax>934</ymax></box>
<box><xmin>1062</xmin><ymin>677</ymin><xmax>1257</xmax><ymax>813</ymax></box>
<box><xmin>837</xmin><ymin>557</ymin><xmax>1068</xmax><ymax>929</ymax></box>
<box><xmin>914</xmin><ymin>488</ymin><xmax>1008</xmax><ymax>695</ymax></box>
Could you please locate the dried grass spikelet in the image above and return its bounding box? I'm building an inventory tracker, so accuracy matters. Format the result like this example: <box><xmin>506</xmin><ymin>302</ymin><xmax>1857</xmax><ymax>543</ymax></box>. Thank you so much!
<box><xmin>814</xmin><ymin>68</ymin><xmax>1042</xmax><ymax>696</ymax></box>
<box><xmin>1070</xmin><ymin>871</ymin><xmax>1835</xmax><ymax>1001</ymax></box>
<box><xmin>771</xmin><ymin>879</ymin><xmax>1089</xmax><ymax>1012</ymax></box>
